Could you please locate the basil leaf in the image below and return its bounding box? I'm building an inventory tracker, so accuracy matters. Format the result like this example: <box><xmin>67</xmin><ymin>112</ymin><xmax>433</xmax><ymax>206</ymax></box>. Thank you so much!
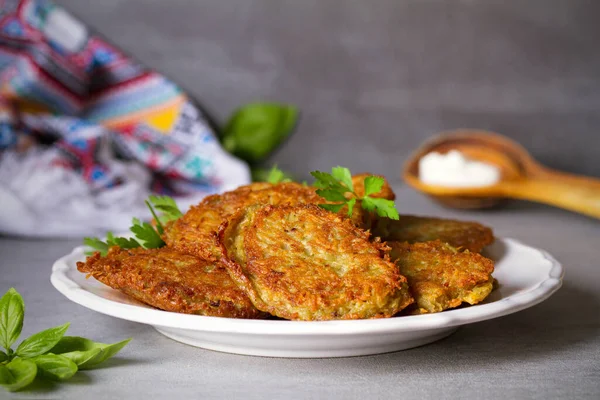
<box><xmin>15</xmin><ymin>323</ymin><xmax>69</xmax><ymax>358</ymax></box>
<box><xmin>0</xmin><ymin>288</ymin><xmax>25</xmax><ymax>351</ymax></box>
<box><xmin>50</xmin><ymin>347</ymin><xmax>102</xmax><ymax>368</ymax></box>
<box><xmin>0</xmin><ymin>364</ymin><xmax>10</xmax><ymax>383</ymax></box>
<box><xmin>331</xmin><ymin>166</ymin><xmax>354</xmax><ymax>191</ymax></box>
<box><xmin>0</xmin><ymin>350</ymin><xmax>7</xmax><ymax>363</ymax></box>
<box><xmin>50</xmin><ymin>336</ymin><xmax>131</xmax><ymax>369</ymax></box>
<box><xmin>50</xmin><ymin>336</ymin><xmax>103</xmax><ymax>367</ymax></box>
<box><xmin>222</xmin><ymin>103</ymin><xmax>299</xmax><ymax>163</ymax></box>
<box><xmin>0</xmin><ymin>358</ymin><xmax>37</xmax><ymax>392</ymax></box>
<box><xmin>31</xmin><ymin>354</ymin><xmax>77</xmax><ymax>381</ymax></box>
<box><xmin>363</xmin><ymin>176</ymin><xmax>384</xmax><ymax>196</ymax></box>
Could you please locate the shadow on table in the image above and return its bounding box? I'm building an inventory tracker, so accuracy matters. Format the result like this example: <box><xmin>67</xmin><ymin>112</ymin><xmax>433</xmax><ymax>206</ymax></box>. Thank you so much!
<box><xmin>20</xmin><ymin>372</ymin><xmax>93</xmax><ymax>393</ymax></box>
<box><xmin>12</xmin><ymin>357</ymin><xmax>146</xmax><ymax>394</ymax></box>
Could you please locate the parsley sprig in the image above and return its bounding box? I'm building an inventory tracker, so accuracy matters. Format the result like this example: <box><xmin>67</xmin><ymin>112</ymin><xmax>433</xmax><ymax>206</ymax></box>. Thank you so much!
<box><xmin>266</xmin><ymin>165</ymin><xmax>292</xmax><ymax>184</ymax></box>
<box><xmin>310</xmin><ymin>167</ymin><xmax>399</xmax><ymax>220</ymax></box>
<box><xmin>148</xmin><ymin>195</ymin><xmax>183</xmax><ymax>224</ymax></box>
<box><xmin>83</xmin><ymin>195</ymin><xmax>183</xmax><ymax>256</ymax></box>
<box><xmin>0</xmin><ymin>288</ymin><xmax>130</xmax><ymax>392</ymax></box>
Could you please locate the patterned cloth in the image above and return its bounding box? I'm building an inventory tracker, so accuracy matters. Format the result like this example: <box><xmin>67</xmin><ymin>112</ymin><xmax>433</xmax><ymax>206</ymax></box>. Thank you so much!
<box><xmin>0</xmin><ymin>0</ymin><xmax>250</xmax><ymax>237</ymax></box>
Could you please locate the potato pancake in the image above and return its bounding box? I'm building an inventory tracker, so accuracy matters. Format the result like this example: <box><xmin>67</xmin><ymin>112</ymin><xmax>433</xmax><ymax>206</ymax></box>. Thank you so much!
<box><xmin>163</xmin><ymin>182</ymin><xmax>369</xmax><ymax>260</ymax></box>
<box><xmin>163</xmin><ymin>182</ymin><xmax>323</xmax><ymax>260</ymax></box>
<box><xmin>372</xmin><ymin>215</ymin><xmax>494</xmax><ymax>253</ymax></box>
<box><xmin>77</xmin><ymin>247</ymin><xmax>267</xmax><ymax>319</ymax></box>
<box><xmin>218</xmin><ymin>204</ymin><xmax>413</xmax><ymax>320</ymax></box>
<box><xmin>388</xmin><ymin>240</ymin><xmax>494</xmax><ymax>314</ymax></box>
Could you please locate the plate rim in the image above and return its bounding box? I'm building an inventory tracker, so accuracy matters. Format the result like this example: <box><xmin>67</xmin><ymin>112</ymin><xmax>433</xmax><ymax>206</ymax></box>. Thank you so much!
<box><xmin>51</xmin><ymin>237</ymin><xmax>563</xmax><ymax>336</ymax></box>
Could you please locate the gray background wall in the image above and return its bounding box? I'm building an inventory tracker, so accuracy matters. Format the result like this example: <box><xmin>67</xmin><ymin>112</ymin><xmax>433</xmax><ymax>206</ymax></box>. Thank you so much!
<box><xmin>55</xmin><ymin>0</ymin><xmax>600</xmax><ymax>181</ymax></box>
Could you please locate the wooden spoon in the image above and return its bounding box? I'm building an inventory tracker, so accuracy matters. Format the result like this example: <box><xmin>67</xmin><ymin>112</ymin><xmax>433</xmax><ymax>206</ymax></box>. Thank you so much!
<box><xmin>403</xmin><ymin>130</ymin><xmax>600</xmax><ymax>219</ymax></box>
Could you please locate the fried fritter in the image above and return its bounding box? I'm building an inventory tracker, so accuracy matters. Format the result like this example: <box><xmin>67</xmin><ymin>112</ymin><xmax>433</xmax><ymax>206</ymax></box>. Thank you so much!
<box><xmin>163</xmin><ymin>182</ymin><xmax>368</xmax><ymax>260</ymax></box>
<box><xmin>372</xmin><ymin>215</ymin><xmax>494</xmax><ymax>253</ymax></box>
<box><xmin>163</xmin><ymin>182</ymin><xmax>323</xmax><ymax>260</ymax></box>
<box><xmin>77</xmin><ymin>247</ymin><xmax>267</xmax><ymax>319</ymax></box>
<box><xmin>388</xmin><ymin>240</ymin><xmax>494</xmax><ymax>314</ymax></box>
<box><xmin>218</xmin><ymin>204</ymin><xmax>413</xmax><ymax>320</ymax></box>
<box><xmin>352</xmin><ymin>173</ymin><xmax>396</xmax><ymax>200</ymax></box>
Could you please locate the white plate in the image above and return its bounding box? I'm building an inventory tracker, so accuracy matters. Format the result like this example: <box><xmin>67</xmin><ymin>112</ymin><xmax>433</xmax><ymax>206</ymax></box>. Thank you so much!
<box><xmin>51</xmin><ymin>238</ymin><xmax>563</xmax><ymax>358</ymax></box>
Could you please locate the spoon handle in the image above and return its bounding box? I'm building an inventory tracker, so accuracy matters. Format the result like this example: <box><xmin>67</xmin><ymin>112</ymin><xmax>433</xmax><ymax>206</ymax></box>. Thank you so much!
<box><xmin>505</xmin><ymin>168</ymin><xmax>600</xmax><ymax>219</ymax></box>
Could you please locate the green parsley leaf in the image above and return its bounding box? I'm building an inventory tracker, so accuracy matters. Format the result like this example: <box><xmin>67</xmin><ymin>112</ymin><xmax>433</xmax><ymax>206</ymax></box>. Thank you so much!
<box><xmin>251</xmin><ymin>166</ymin><xmax>294</xmax><ymax>183</ymax></box>
<box><xmin>144</xmin><ymin>201</ymin><xmax>164</xmax><ymax>235</ymax></box>
<box><xmin>148</xmin><ymin>195</ymin><xmax>183</xmax><ymax>222</ymax></box>
<box><xmin>109</xmin><ymin>236</ymin><xmax>141</xmax><ymax>249</ymax></box>
<box><xmin>130</xmin><ymin>218</ymin><xmax>165</xmax><ymax>249</ymax></box>
<box><xmin>318</xmin><ymin>203</ymin><xmax>346</xmax><ymax>213</ymax></box>
<box><xmin>83</xmin><ymin>195</ymin><xmax>180</xmax><ymax>255</ymax></box>
<box><xmin>346</xmin><ymin>198</ymin><xmax>357</xmax><ymax>217</ymax></box>
<box><xmin>84</xmin><ymin>234</ymin><xmax>141</xmax><ymax>256</ymax></box>
<box><xmin>266</xmin><ymin>165</ymin><xmax>292</xmax><ymax>184</ymax></box>
<box><xmin>0</xmin><ymin>358</ymin><xmax>37</xmax><ymax>392</ymax></box>
<box><xmin>310</xmin><ymin>171</ymin><xmax>349</xmax><ymax>193</ymax></box>
<box><xmin>331</xmin><ymin>166</ymin><xmax>354</xmax><ymax>191</ymax></box>
<box><xmin>0</xmin><ymin>288</ymin><xmax>24</xmax><ymax>352</ymax></box>
<box><xmin>83</xmin><ymin>237</ymin><xmax>109</xmax><ymax>256</ymax></box>
<box><xmin>315</xmin><ymin>189</ymin><xmax>348</xmax><ymax>202</ymax></box>
<box><xmin>311</xmin><ymin>167</ymin><xmax>399</xmax><ymax>220</ymax></box>
<box><xmin>362</xmin><ymin>197</ymin><xmax>399</xmax><ymax>220</ymax></box>
<box><xmin>363</xmin><ymin>176</ymin><xmax>384</xmax><ymax>197</ymax></box>
<box><xmin>16</xmin><ymin>323</ymin><xmax>70</xmax><ymax>359</ymax></box>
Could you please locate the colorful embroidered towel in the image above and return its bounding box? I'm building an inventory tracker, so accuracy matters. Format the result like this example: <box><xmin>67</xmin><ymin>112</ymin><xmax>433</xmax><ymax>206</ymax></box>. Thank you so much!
<box><xmin>0</xmin><ymin>0</ymin><xmax>250</xmax><ymax>237</ymax></box>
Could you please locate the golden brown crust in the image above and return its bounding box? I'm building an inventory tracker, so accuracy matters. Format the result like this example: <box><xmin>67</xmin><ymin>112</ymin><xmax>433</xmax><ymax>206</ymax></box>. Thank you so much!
<box><xmin>371</xmin><ymin>215</ymin><xmax>495</xmax><ymax>253</ymax></box>
<box><xmin>76</xmin><ymin>247</ymin><xmax>267</xmax><ymax>319</ymax></box>
<box><xmin>218</xmin><ymin>204</ymin><xmax>413</xmax><ymax>320</ymax></box>
<box><xmin>388</xmin><ymin>240</ymin><xmax>495</xmax><ymax>314</ymax></box>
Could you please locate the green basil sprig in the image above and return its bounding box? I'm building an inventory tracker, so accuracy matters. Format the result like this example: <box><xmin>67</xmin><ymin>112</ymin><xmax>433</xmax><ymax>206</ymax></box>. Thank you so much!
<box><xmin>50</xmin><ymin>336</ymin><xmax>131</xmax><ymax>370</ymax></box>
<box><xmin>222</xmin><ymin>102</ymin><xmax>299</xmax><ymax>164</ymax></box>
<box><xmin>0</xmin><ymin>288</ymin><xmax>131</xmax><ymax>392</ymax></box>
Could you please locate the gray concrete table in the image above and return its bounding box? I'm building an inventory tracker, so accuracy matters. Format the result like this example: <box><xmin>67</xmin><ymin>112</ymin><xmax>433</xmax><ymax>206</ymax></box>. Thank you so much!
<box><xmin>1</xmin><ymin>187</ymin><xmax>598</xmax><ymax>399</ymax></box>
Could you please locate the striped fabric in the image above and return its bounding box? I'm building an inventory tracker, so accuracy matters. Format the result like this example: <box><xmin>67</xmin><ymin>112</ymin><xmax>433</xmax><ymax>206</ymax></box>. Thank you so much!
<box><xmin>0</xmin><ymin>0</ymin><xmax>249</xmax><ymax>197</ymax></box>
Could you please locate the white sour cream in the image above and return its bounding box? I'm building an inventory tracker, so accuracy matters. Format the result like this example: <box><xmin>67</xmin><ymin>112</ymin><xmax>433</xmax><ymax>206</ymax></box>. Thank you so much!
<box><xmin>418</xmin><ymin>150</ymin><xmax>501</xmax><ymax>187</ymax></box>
